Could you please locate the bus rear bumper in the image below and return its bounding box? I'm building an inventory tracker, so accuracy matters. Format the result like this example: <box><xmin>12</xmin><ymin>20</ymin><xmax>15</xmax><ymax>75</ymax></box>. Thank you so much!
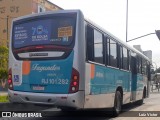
<box><xmin>8</xmin><ymin>89</ymin><xmax>84</xmax><ymax>109</ymax></box>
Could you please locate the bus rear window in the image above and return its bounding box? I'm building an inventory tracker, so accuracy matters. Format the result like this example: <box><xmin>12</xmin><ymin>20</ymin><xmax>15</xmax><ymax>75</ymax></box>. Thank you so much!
<box><xmin>12</xmin><ymin>14</ymin><xmax>76</xmax><ymax>49</ymax></box>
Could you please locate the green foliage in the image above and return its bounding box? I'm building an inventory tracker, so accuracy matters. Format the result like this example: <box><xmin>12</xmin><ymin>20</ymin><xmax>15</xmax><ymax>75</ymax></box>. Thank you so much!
<box><xmin>0</xmin><ymin>46</ymin><xmax>8</xmax><ymax>54</ymax></box>
<box><xmin>0</xmin><ymin>46</ymin><xmax>8</xmax><ymax>70</ymax></box>
<box><xmin>0</xmin><ymin>46</ymin><xmax>8</xmax><ymax>79</ymax></box>
<box><xmin>0</xmin><ymin>68</ymin><xmax>8</xmax><ymax>79</ymax></box>
<box><xmin>0</xmin><ymin>95</ymin><xmax>9</xmax><ymax>102</ymax></box>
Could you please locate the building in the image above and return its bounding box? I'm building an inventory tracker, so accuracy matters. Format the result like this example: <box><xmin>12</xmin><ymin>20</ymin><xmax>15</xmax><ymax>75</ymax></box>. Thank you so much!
<box><xmin>133</xmin><ymin>45</ymin><xmax>143</xmax><ymax>53</ymax></box>
<box><xmin>133</xmin><ymin>45</ymin><xmax>152</xmax><ymax>61</ymax></box>
<box><xmin>0</xmin><ymin>0</ymin><xmax>62</xmax><ymax>47</ymax></box>
<box><xmin>143</xmin><ymin>50</ymin><xmax>152</xmax><ymax>61</ymax></box>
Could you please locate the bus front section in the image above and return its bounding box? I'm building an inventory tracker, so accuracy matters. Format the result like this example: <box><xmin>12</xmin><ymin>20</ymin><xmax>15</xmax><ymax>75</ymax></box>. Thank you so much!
<box><xmin>8</xmin><ymin>10</ymin><xmax>85</xmax><ymax>109</ymax></box>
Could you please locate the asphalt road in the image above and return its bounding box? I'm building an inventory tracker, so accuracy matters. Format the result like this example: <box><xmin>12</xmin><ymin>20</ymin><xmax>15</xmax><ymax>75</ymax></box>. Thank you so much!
<box><xmin>114</xmin><ymin>91</ymin><xmax>160</xmax><ymax>120</ymax></box>
<box><xmin>0</xmin><ymin>91</ymin><xmax>160</xmax><ymax>120</ymax></box>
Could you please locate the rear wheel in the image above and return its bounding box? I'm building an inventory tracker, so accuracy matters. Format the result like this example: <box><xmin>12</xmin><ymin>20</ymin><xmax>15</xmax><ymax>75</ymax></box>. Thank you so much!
<box><xmin>113</xmin><ymin>91</ymin><xmax>122</xmax><ymax>117</ymax></box>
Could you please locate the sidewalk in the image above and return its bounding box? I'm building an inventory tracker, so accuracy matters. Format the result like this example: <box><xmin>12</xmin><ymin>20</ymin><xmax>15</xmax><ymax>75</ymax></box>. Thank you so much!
<box><xmin>0</xmin><ymin>91</ymin><xmax>8</xmax><ymax>96</ymax></box>
<box><xmin>150</xmin><ymin>84</ymin><xmax>160</xmax><ymax>92</ymax></box>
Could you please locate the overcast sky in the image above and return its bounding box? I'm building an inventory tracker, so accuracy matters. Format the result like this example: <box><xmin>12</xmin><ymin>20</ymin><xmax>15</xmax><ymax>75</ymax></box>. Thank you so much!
<box><xmin>49</xmin><ymin>0</ymin><xmax>160</xmax><ymax>68</ymax></box>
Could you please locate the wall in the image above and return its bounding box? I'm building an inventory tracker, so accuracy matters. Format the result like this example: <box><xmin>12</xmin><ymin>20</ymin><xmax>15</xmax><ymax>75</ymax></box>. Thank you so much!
<box><xmin>0</xmin><ymin>0</ymin><xmax>32</xmax><ymax>46</ymax></box>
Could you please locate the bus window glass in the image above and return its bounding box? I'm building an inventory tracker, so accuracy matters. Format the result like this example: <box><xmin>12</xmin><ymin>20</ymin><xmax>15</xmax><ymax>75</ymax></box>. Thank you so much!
<box><xmin>119</xmin><ymin>46</ymin><xmax>123</xmax><ymax>68</ymax></box>
<box><xmin>107</xmin><ymin>38</ymin><xmax>110</xmax><ymax>65</ymax></box>
<box><xmin>142</xmin><ymin>59</ymin><xmax>147</xmax><ymax>75</ymax></box>
<box><xmin>123</xmin><ymin>47</ymin><xmax>129</xmax><ymax>70</ymax></box>
<box><xmin>13</xmin><ymin>14</ymin><xmax>76</xmax><ymax>49</ymax></box>
<box><xmin>94</xmin><ymin>30</ymin><xmax>103</xmax><ymax>64</ymax></box>
<box><xmin>137</xmin><ymin>56</ymin><xmax>142</xmax><ymax>74</ymax></box>
<box><xmin>86</xmin><ymin>25</ymin><xmax>94</xmax><ymax>61</ymax></box>
<box><xmin>110</xmin><ymin>39</ymin><xmax>117</xmax><ymax>67</ymax></box>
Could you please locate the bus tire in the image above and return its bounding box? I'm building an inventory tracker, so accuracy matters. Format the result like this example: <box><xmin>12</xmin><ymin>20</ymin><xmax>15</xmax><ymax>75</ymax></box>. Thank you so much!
<box><xmin>113</xmin><ymin>91</ymin><xmax>122</xmax><ymax>117</ymax></box>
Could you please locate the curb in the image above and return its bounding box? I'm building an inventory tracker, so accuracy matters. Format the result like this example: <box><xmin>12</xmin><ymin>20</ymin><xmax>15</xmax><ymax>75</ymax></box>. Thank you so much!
<box><xmin>0</xmin><ymin>102</ymin><xmax>10</xmax><ymax>104</ymax></box>
<box><xmin>0</xmin><ymin>92</ymin><xmax>8</xmax><ymax>96</ymax></box>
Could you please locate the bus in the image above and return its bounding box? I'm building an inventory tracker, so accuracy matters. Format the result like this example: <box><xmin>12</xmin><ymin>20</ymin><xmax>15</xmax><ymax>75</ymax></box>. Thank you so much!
<box><xmin>8</xmin><ymin>10</ymin><xmax>151</xmax><ymax>116</ymax></box>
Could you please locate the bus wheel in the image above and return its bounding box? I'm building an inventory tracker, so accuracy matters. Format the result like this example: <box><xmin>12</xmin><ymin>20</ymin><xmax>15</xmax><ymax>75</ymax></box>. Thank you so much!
<box><xmin>113</xmin><ymin>91</ymin><xmax>122</xmax><ymax>117</ymax></box>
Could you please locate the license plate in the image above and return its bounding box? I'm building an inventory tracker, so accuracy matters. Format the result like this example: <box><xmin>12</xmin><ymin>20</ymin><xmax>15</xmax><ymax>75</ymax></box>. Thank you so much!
<box><xmin>32</xmin><ymin>86</ymin><xmax>44</xmax><ymax>90</ymax></box>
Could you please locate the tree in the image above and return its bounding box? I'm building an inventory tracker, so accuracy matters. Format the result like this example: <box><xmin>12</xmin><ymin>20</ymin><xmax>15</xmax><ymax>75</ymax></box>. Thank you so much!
<box><xmin>0</xmin><ymin>46</ymin><xmax>8</xmax><ymax>89</ymax></box>
<box><xmin>0</xmin><ymin>46</ymin><xmax>9</xmax><ymax>70</ymax></box>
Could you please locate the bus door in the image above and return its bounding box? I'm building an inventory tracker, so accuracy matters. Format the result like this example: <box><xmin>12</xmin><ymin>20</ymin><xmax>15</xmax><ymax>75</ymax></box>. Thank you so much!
<box><xmin>146</xmin><ymin>63</ymin><xmax>151</xmax><ymax>97</ymax></box>
<box><xmin>130</xmin><ymin>55</ymin><xmax>137</xmax><ymax>101</ymax></box>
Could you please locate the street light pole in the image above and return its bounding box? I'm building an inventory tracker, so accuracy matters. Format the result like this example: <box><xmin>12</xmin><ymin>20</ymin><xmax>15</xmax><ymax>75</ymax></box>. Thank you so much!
<box><xmin>126</xmin><ymin>0</ymin><xmax>128</xmax><ymax>43</ymax></box>
<box><xmin>125</xmin><ymin>0</ymin><xmax>160</xmax><ymax>42</ymax></box>
<box><xmin>127</xmin><ymin>33</ymin><xmax>155</xmax><ymax>42</ymax></box>
<box><xmin>126</xmin><ymin>30</ymin><xmax>160</xmax><ymax>42</ymax></box>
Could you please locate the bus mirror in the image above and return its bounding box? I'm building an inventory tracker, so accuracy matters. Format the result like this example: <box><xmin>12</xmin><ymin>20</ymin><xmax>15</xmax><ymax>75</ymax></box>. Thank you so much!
<box><xmin>155</xmin><ymin>30</ymin><xmax>160</xmax><ymax>40</ymax></box>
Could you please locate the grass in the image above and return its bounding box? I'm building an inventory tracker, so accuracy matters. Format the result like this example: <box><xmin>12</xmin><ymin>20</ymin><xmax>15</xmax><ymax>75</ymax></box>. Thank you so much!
<box><xmin>0</xmin><ymin>95</ymin><xmax>9</xmax><ymax>102</ymax></box>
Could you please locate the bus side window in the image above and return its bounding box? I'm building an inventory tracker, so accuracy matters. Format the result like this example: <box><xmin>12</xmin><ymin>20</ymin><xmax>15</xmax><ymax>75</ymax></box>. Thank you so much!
<box><xmin>117</xmin><ymin>44</ymin><xmax>122</xmax><ymax>69</ymax></box>
<box><xmin>104</xmin><ymin>36</ymin><xmax>108</xmax><ymax>66</ymax></box>
<box><xmin>109</xmin><ymin>39</ymin><xmax>117</xmax><ymax>67</ymax></box>
<box><xmin>136</xmin><ymin>56</ymin><xmax>142</xmax><ymax>74</ymax></box>
<box><xmin>142</xmin><ymin>59</ymin><xmax>147</xmax><ymax>75</ymax></box>
<box><xmin>128</xmin><ymin>50</ymin><xmax>131</xmax><ymax>71</ymax></box>
<box><xmin>86</xmin><ymin>25</ymin><xmax>94</xmax><ymax>61</ymax></box>
<box><xmin>86</xmin><ymin>25</ymin><xmax>104</xmax><ymax>64</ymax></box>
<box><xmin>136</xmin><ymin>56</ymin><xmax>139</xmax><ymax>73</ymax></box>
<box><xmin>94</xmin><ymin>29</ymin><xmax>103</xmax><ymax>64</ymax></box>
<box><xmin>122</xmin><ymin>47</ymin><xmax>129</xmax><ymax>70</ymax></box>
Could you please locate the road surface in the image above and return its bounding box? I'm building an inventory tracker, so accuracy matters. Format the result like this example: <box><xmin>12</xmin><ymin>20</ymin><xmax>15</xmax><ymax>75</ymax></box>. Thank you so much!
<box><xmin>0</xmin><ymin>91</ymin><xmax>160</xmax><ymax>120</ymax></box>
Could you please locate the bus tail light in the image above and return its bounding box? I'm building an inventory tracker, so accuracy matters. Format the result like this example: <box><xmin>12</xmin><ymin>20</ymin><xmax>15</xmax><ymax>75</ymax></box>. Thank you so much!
<box><xmin>8</xmin><ymin>68</ymin><xmax>13</xmax><ymax>90</ymax></box>
<box><xmin>69</xmin><ymin>68</ymin><xmax>79</xmax><ymax>93</ymax></box>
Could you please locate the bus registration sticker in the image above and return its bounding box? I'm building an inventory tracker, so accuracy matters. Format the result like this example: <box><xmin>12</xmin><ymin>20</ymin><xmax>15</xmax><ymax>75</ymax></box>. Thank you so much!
<box><xmin>58</xmin><ymin>26</ymin><xmax>72</xmax><ymax>37</ymax></box>
<box><xmin>32</xmin><ymin>86</ymin><xmax>44</xmax><ymax>91</ymax></box>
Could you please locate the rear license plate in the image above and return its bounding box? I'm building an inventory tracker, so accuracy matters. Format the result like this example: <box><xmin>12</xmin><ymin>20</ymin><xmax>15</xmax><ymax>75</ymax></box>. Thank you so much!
<box><xmin>32</xmin><ymin>86</ymin><xmax>45</xmax><ymax>90</ymax></box>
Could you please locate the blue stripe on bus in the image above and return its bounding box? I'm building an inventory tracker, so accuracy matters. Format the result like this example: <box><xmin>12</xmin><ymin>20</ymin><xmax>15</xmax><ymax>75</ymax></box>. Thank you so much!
<box><xmin>90</xmin><ymin>65</ymin><xmax>144</xmax><ymax>95</ymax></box>
<box><xmin>131</xmin><ymin>74</ymin><xmax>143</xmax><ymax>91</ymax></box>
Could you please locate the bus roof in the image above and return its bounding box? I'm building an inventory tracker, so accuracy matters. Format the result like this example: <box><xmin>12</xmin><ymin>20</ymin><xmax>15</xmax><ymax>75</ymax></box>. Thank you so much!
<box><xmin>12</xmin><ymin>9</ymin><xmax>81</xmax><ymax>23</ymax></box>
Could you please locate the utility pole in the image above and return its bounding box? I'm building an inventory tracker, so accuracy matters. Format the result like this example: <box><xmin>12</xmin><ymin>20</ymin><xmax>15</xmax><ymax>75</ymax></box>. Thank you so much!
<box><xmin>126</xmin><ymin>0</ymin><xmax>128</xmax><ymax>42</ymax></box>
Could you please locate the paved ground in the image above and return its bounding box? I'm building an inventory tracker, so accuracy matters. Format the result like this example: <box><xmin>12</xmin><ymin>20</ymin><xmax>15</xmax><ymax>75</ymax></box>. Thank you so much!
<box><xmin>0</xmin><ymin>92</ymin><xmax>7</xmax><ymax>96</ymax></box>
<box><xmin>0</xmin><ymin>90</ymin><xmax>160</xmax><ymax>120</ymax></box>
<box><xmin>114</xmin><ymin>90</ymin><xmax>160</xmax><ymax>120</ymax></box>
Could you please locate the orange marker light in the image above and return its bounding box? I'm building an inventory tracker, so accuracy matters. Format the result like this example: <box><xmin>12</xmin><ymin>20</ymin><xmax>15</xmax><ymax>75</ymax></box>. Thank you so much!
<box><xmin>8</xmin><ymin>75</ymin><xmax>12</xmax><ymax>79</ymax></box>
<box><xmin>73</xmin><ymin>75</ymin><xmax>78</xmax><ymax>80</ymax></box>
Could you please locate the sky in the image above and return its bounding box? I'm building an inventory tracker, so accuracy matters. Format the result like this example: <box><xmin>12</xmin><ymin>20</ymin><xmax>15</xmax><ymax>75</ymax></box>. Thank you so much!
<box><xmin>49</xmin><ymin>0</ymin><xmax>160</xmax><ymax>68</ymax></box>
